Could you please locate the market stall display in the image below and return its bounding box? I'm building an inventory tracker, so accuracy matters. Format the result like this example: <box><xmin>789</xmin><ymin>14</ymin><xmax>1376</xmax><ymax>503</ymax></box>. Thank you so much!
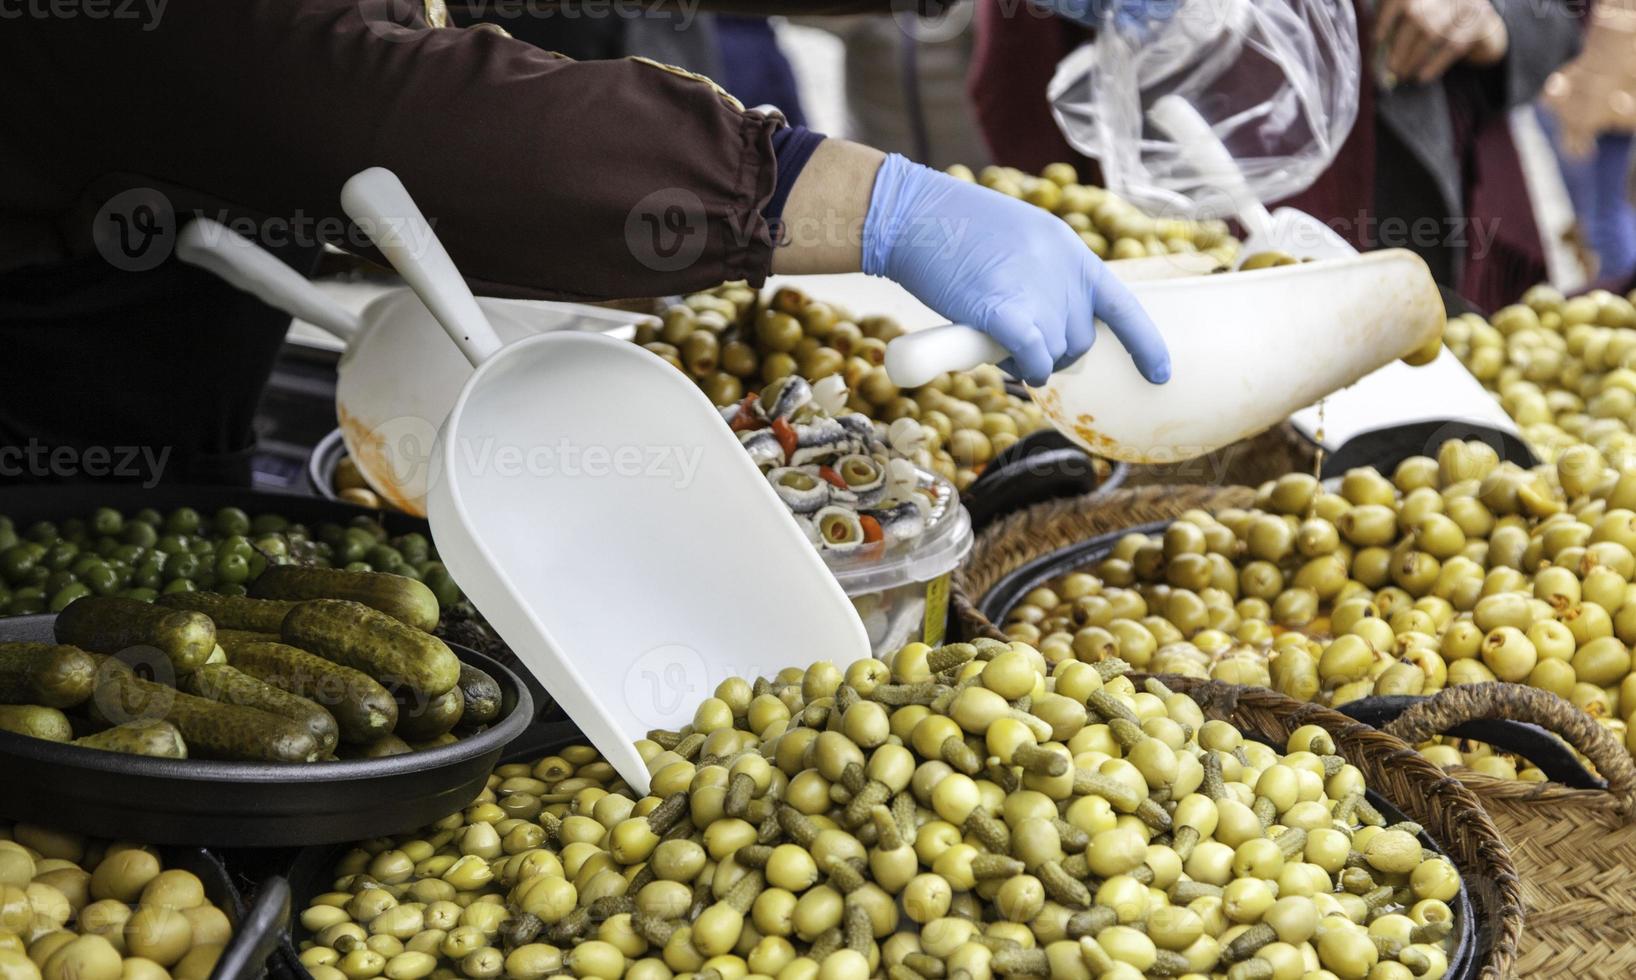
<box><xmin>1446</xmin><ymin>286</ymin><xmax>1636</xmax><ymax>465</ymax></box>
<box><xmin>287</xmin><ymin>641</ymin><xmax>1511</xmax><ymax>980</ymax></box>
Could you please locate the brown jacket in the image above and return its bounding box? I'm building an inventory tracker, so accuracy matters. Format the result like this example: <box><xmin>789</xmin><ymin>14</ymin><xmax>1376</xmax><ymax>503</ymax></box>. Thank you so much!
<box><xmin>0</xmin><ymin>0</ymin><xmax>921</xmax><ymax>301</ymax></box>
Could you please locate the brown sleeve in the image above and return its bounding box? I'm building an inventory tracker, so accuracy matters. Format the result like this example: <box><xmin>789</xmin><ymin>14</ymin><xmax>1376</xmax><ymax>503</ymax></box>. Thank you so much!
<box><xmin>0</xmin><ymin>0</ymin><xmax>781</xmax><ymax>301</ymax></box>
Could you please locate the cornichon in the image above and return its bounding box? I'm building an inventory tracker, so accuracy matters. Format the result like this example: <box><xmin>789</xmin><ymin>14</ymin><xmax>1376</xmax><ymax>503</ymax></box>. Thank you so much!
<box><xmin>339</xmin><ymin>733</ymin><xmax>412</xmax><ymax>759</ymax></box>
<box><xmin>89</xmin><ymin>661</ymin><xmax>320</xmax><ymax>762</ymax></box>
<box><xmin>182</xmin><ymin>662</ymin><xmax>340</xmax><ymax>755</ymax></box>
<box><xmin>0</xmin><ymin>642</ymin><xmax>97</xmax><ymax>708</ymax></box>
<box><xmin>456</xmin><ymin>663</ymin><xmax>502</xmax><ymax>726</ymax></box>
<box><xmin>282</xmin><ymin>599</ymin><xmax>460</xmax><ymax>697</ymax></box>
<box><xmin>214</xmin><ymin>629</ymin><xmax>281</xmax><ymax>656</ymax></box>
<box><xmin>73</xmin><ymin>719</ymin><xmax>187</xmax><ymax>758</ymax></box>
<box><xmin>55</xmin><ymin>596</ymin><xmax>216</xmax><ymax>674</ymax></box>
<box><xmin>0</xmin><ymin>704</ymin><xmax>73</xmax><ymax>741</ymax></box>
<box><xmin>228</xmin><ymin>640</ymin><xmax>397</xmax><ymax>744</ymax></box>
<box><xmin>157</xmin><ymin>592</ymin><xmax>297</xmax><ymax>633</ymax></box>
<box><xmin>251</xmin><ymin>566</ymin><xmax>440</xmax><ymax>631</ymax></box>
<box><xmin>394</xmin><ymin>685</ymin><xmax>464</xmax><ymax>742</ymax></box>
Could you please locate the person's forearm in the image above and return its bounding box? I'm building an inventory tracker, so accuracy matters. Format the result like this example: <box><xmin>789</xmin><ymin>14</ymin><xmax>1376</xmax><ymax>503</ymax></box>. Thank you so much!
<box><xmin>0</xmin><ymin>0</ymin><xmax>784</xmax><ymax>300</ymax></box>
<box><xmin>770</xmin><ymin>140</ymin><xmax>885</xmax><ymax>275</ymax></box>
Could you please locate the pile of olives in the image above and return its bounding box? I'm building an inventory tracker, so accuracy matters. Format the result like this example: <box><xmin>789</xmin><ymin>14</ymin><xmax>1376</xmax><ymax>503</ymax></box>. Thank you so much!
<box><xmin>640</xmin><ymin>285</ymin><xmax>1054</xmax><ymax>491</ymax></box>
<box><xmin>299</xmin><ymin>640</ymin><xmax>1459</xmax><ymax>980</ymax></box>
<box><xmin>945</xmin><ymin>163</ymin><xmax>1241</xmax><ymax>266</ymax></box>
<box><xmin>0</xmin><ymin>823</ymin><xmax>233</xmax><ymax>980</ymax></box>
<box><xmin>0</xmin><ymin>508</ymin><xmax>461</xmax><ymax>618</ymax></box>
<box><xmin>1446</xmin><ymin>285</ymin><xmax>1636</xmax><ymax>464</ymax></box>
<box><xmin>1001</xmin><ymin>438</ymin><xmax>1636</xmax><ymax>776</ymax></box>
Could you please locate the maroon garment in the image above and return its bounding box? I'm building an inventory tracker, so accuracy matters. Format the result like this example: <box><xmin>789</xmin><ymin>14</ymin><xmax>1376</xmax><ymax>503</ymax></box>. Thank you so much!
<box><xmin>968</xmin><ymin>1</ymin><xmax>1097</xmax><ymax>177</ymax></box>
<box><xmin>1454</xmin><ymin>96</ymin><xmax>1549</xmax><ymax>311</ymax></box>
<box><xmin>0</xmin><ymin>0</ymin><xmax>791</xmax><ymax>301</ymax></box>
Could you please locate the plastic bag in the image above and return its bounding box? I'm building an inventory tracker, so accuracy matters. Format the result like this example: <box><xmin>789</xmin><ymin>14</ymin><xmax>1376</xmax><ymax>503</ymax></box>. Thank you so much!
<box><xmin>1049</xmin><ymin>0</ymin><xmax>1360</xmax><ymax>220</ymax></box>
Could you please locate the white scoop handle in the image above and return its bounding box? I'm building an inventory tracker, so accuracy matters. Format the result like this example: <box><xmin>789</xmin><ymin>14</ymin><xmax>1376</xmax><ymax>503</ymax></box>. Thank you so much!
<box><xmin>1148</xmin><ymin>94</ymin><xmax>1272</xmax><ymax>241</ymax></box>
<box><xmin>340</xmin><ymin>168</ymin><xmax>502</xmax><ymax>367</ymax></box>
<box><xmin>885</xmin><ymin>325</ymin><xmax>1009</xmax><ymax>389</ymax></box>
<box><xmin>176</xmin><ymin>219</ymin><xmax>363</xmax><ymax>342</ymax></box>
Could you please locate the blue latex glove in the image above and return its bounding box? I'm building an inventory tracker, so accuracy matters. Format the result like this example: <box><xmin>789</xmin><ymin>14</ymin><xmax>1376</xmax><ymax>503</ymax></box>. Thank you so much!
<box><xmin>862</xmin><ymin>153</ymin><xmax>1170</xmax><ymax>388</ymax></box>
<box><xmin>1035</xmin><ymin>0</ymin><xmax>1183</xmax><ymax>37</ymax></box>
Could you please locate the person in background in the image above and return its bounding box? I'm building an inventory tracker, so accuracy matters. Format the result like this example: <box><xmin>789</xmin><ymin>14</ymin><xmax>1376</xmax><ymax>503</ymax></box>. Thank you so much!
<box><xmin>714</xmin><ymin>17</ymin><xmax>808</xmax><ymax>127</ymax></box>
<box><xmin>805</xmin><ymin>14</ymin><xmax>993</xmax><ymax>170</ymax></box>
<box><xmin>1538</xmin><ymin>1</ymin><xmax>1636</xmax><ymax>289</ymax></box>
<box><xmin>969</xmin><ymin>0</ymin><xmax>1581</xmax><ymax>310</ymax></box>
<box><xmin>0</xmin><ymin>0</ymin><xmax>1168</xmax><ymax>486</ymax></box>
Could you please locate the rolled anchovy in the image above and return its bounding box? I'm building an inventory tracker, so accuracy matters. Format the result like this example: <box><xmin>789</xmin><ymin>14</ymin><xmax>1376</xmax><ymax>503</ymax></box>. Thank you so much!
<box><xmin>739</xmin><ymin>428</ymin><xmax>784</xmax><ymax>467</ymax></box>
<box><xmin>834</xmin><ymin>413</ymin><xmax>876</xmax><ymax>444</ymax></box>
<box><xmin>761</xmin><ymin>375</ymin><xmax>812</xmax><ymax>419</ymax></box>
<box><xmin>767</xmin><ymin>467</ymin><xmax>828</xmax><ymax>514</ymax></box>
<box><xmin>789</xmin><ymin>417</ymin><xmax>857</xmax><ymax>466</ymax></box>
<box><xmin>814</xmin><ymin>505</ymin><xmax>867</xmax><ymax>553</ymax></box>
<box><xmin>863</xmin><ymin>498</ymin><xmax>927</xmax><ymax>545</ymax></box>
<box><xmin>719</xmin><ymin>402</ymin><xmax>744</xmax><ymax>427</ymax></box>
<box><xmin>834</xmin><ymin>453</ymin><xmax>887</xmax><ymax>506</ymax></box>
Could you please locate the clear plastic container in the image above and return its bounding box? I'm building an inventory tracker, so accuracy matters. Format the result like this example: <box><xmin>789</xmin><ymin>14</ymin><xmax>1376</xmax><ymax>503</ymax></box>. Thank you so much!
<box><xmin>822</xmin><ymin>472</ymin><xmax>974</xmax><ymax>657</ymax></box>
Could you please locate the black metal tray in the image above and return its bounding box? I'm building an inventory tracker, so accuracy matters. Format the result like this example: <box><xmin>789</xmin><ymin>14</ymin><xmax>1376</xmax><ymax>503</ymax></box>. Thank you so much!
<box><xmin>167</xmin><ymin>847</ymin><xmax>289</xmax><ymax>980</ymax></box>
<box><xmin>0</xmin><ymin>614</ymin><xmax>533</xmax><ymax>847</ymax></box>
<box><xmin>962</xmin><ymin>430</ymin><xmax>1129</xmax><ymax>534</ymax></box>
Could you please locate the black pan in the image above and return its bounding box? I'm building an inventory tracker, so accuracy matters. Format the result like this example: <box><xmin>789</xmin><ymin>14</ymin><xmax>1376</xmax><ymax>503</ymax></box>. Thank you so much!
<box><xmin>168</xmin><ymin>847</ymin><xmax>291</xmax><ymax>980</ymax></box>
<box><xmin>0</xmin><ymin>613</ymin><xmax>533</xmax><ymax>847</ymax></box>
<box><xmin>961</xmin><ymin>430</ymin><xmax>1129</xmax><ymax>534</ymax></box>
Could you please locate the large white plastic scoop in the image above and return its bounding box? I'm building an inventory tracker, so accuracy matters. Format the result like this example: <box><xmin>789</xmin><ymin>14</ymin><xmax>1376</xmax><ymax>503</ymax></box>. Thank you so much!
<box><xmin>338</xmin><ymin>169</ymin><xmax>871</xmax><ymax>794</ymax></box>
<box><xmin>1145</xmin><ymin>95</ymin><xmax>1520</xmax><ymax>451</ymax></box>
<box><xmin>885</xmin><ymin>249</ymin><xmax>1445</xmax><ymax>464</ymax></box>
<box><xmin>175</xmin><ymin>220</ymin><xmax>657</xmax><ymax>515</ymax></box>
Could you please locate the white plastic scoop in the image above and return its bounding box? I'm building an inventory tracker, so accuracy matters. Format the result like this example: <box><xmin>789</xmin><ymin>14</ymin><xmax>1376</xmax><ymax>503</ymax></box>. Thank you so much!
<box><xmin>338</xmin><ymin>168</ymin><xmax>871</xmax><ymax>794</ymax></box>
<box><xmin>1145</xmin><ymin>95</ymin><xmax>1520</xmax><ymax>450</ymax></box>
<box><xmin>885</xmin><ymin>249</ymin><xmax>1445</xmax><ymax>464</ymax></box>
<box><xmin>175</xmin><ymin>220</ymin><xmax>658</xmax><ymax>515</ymax></box>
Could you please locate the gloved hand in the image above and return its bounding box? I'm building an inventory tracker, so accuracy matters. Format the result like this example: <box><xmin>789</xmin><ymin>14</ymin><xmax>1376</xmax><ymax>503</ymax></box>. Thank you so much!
<box><xmin>862</xmin><ymin>153</ymin><xmax>1170</xmax><ymax>387</ymax></box>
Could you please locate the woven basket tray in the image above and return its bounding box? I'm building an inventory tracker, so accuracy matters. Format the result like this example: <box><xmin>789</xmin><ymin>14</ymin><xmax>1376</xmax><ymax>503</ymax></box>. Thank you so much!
<box><xmin>1383</xmin><ymin>685</ymin><xmax>1636</xmax><ymax>980</ymax></box>
<box><xmin>952</xmin><ymin>487</ymin><xmax>1525</xmax><ymax>977</ymax></box>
